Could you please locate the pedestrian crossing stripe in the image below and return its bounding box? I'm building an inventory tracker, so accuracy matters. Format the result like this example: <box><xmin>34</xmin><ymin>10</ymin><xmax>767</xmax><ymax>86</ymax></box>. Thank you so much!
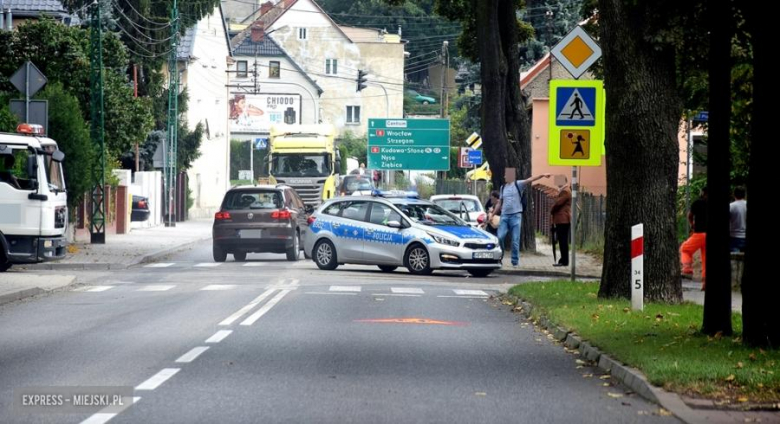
<box><xmin>555</xmin><ymin>87</ymin><xmax>596</xmax><ymax>126</ymax></box>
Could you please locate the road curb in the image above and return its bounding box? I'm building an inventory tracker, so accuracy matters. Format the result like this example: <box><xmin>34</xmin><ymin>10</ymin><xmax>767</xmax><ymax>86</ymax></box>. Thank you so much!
<box><xmin>506</xmin><ymin>294</ymin><xmax>704</xmax><ymax>424</ymax></box>
<box><xmin>134</xmin><ymin>236</ymin><xmax>212</xmax><ymax>266</ymax></box>
<box><xmin>19</xmin><ymin>236</ymin><xmax>211</xmax><ymax>271</ymax></box>
<box><xmin>494</xmin><ymin>268</ymin><xmax>601</xmax><ymax>279</ymax></box>
<box><xmin>0</xmin><ymin>275</ymin><xmax>79</xmax><ymax>307</ymax></box>
<box><xmin>0</xmin><ymin>287</ymin><xmax>44</xmax><ymax>307</ymax></box>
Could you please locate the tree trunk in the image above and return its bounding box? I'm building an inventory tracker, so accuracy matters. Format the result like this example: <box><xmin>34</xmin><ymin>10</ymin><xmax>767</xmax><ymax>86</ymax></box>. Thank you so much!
<box><xmin>597</xmin><ymin>0</ymin><xmax>683</xmax><ymax>302</ymax></box>
<box><xmin>741</xmin><ymin>1</ymin><xmax>779</xmax><ymax>347</ymax></box>
<box><xmin>478</xmin><ymin>0</ymin><xmax>534</xmax><ymax>250</ymax></box>
<box><xmin>701</xmin><ymin>0</ymin><xmax>732</xmax><ymax>336</ymax></box>
<box><xmin>500</xmin><ymin>0</ymin><xmax>535</xmax><ymax>251</ymax></box>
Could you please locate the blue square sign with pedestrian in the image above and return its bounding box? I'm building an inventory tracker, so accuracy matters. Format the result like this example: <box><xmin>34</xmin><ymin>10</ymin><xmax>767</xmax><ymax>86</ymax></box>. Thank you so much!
<box><xmin>555</xmin><ymin>87</ymin><xmax>597</xmax><ymax>127</ymax></box>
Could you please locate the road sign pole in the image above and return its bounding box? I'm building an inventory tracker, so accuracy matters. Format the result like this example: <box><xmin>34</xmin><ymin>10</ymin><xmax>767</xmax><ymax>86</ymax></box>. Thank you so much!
<box><xmin>570</xmin><ymin>166</ymin><xmax>577</xmax><ymax>281</ymax></box>
<box><xmin>250</xmin><ymin>140</ymin><xmax>254</xmax><ymax>180</ymax></box>
<box><xmin>25</xmin><ymin>61</ymin><xmax>30</xmax><ymax>122</ymax></box>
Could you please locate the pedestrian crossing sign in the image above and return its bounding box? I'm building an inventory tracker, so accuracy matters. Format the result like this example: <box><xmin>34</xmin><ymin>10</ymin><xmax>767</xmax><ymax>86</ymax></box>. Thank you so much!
<box><xmin>555</xmin><ymin>87</ymin><xmax>596</xmax><ymax>126</ymax></box>
<box><xmin>549</xmin><ymin>79</ymin><xmax>604</xmax><ymax>166</ymax></box>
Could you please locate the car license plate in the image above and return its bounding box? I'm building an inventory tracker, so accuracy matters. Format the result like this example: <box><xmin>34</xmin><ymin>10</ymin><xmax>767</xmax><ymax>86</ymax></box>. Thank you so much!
<box><xmin>240</xmin><ymin>229</ymin><xmax>264</xmax><ymax>238</ymax></box>
<box><xmin>473</xmin><ymin>251</ymin><xmax>494</xmax><ymax>259</ymax></box>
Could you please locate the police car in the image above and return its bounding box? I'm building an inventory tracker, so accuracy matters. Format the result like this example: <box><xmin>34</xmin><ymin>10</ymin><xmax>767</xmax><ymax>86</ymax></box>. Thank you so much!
<box><xmin>303</xmin><ymin>191</ymin><xmax>502</xmax><ymax>277</ymax></box>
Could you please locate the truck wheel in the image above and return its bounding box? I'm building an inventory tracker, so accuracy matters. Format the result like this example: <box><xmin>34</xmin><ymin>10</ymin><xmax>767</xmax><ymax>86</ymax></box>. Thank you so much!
<box><xmin>0</xmin><ymin>251</ymin><xmax>10</xmax><ymax>272</ymax></box>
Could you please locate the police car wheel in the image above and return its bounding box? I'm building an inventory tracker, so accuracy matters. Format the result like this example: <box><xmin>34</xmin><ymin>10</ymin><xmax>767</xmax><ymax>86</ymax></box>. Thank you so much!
<box><xmin>213</xmin><ymin>244</ymin><xmax>227</xmax><ymax>262</ymax></box>
<box><xmin>314</xmin><ymin>239</ymin><xmax>338</xmax><ymax>270</ymax></box>
<box><xmin>404</xmin><ymin>244</ymin><xmax>433</xmax><ymax>275</ymax></box>
<box><xmin>467</xmin><ymin>269</ymin><xmax>493</xmax><ymax>278</ymax></box>
<box><xmin>378</xmin><ymin>265</ymin><xmax>397</xmax><ymax>273</ymax></box>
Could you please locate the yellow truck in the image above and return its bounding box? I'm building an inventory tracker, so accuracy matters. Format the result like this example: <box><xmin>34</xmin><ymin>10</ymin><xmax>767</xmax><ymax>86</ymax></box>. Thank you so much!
<box><xmin>268</xmin><ymin>124</ymin><xmax>341</xmax><ymax>206</ymax></box>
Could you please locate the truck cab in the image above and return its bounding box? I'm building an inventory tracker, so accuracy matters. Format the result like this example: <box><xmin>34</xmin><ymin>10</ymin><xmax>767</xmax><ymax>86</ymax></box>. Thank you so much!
<box><xmin>267</xmin><ymin>124</ymin><xmax>341</xmax><ymax>207</ymax></box>
<box><xmin>0</xmin><ymin>124</ymin><xmax>68</xmax><ymax>271</ymax></box>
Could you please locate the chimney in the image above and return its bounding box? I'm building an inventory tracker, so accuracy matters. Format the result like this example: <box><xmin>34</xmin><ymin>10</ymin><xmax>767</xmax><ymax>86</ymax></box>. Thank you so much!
<box><xmin>260</xmin><ymin>1</ymin><xmax>273</xmax><ymax>16</ymax></box>
<box><xmin>250</xmin><ymin>22</ymin><xmax>265</xmax><ymax>42</ymax></box>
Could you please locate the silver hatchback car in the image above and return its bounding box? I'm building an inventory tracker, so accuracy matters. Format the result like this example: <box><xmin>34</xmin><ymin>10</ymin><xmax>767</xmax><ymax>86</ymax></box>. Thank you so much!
<box><xmin>303</xmin><ymin>194</ymin><xmax>502</xmax><ymax>277</ymax></box>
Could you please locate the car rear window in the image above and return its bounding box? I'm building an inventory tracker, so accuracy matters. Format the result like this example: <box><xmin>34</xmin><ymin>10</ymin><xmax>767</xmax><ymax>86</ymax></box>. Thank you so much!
<box><xmin>224</xmin><ymin>190</ymin><xmax>282</xmax><ymax>210</ymax></box>
<box><xmin>432</xmin><ymin>199</ymin><xmax>481</xmax><ymax>213</ymax></box>
<box><xmin>343</xmin><ymin>177</ymin><xmax>372</xmax><ymax>193</ymax></box>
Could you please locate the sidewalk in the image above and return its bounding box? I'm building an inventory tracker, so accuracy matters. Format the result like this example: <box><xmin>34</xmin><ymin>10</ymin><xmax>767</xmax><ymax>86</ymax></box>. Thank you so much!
<box><xmin>21</xmin><ymin>220</ymin><xmax>212</xmax><ymax>271</ymax></box>
<box><xmin>495</xmin><ymin>237</ymin><xmax>602</xmax><ymax>279</ymax></box>
<box><xmin>497</xmin><ymin>238</ymin><xmax>743</xmax><ymax>312</ymax></box>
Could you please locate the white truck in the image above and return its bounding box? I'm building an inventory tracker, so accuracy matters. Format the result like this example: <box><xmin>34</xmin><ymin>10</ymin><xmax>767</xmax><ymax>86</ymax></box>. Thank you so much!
<box><xmin>0</xmin><ymin>124</ymin><xmax>68</xmax><ymax>272</ymax></box>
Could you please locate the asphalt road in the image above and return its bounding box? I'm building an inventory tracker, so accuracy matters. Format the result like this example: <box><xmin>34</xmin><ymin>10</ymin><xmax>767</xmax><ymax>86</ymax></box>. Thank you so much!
<box><xmin>0</xmin><ymin>243</ymin><xmax>678</xmax><ymax>423</ymax></box>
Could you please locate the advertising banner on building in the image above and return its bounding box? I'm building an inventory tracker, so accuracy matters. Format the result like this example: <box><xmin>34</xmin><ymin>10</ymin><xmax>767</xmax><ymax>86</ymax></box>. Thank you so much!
<box><xmin>229</xmin><ymin>93</ymin><xmax>301</xmax><ymax>133</ymax></box>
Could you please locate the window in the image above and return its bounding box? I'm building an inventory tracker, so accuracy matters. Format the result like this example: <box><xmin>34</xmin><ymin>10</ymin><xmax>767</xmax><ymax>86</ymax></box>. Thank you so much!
<box><xmin>269</xmin><ymin>61</ymin><xmax>280</xmax><ymax>79</ymax></box>
<box><xmin>223</xmin><ymin>190</ymin><xmax>282</xmax><ymax>210</ymax></box>
<box><xmin>346</xmin><ymin>106</ymin><xmax>361</xmax><ymax>124</ymax></box>
<box><xmin>325</xmin><ymin>58</ymin><xmax>338</xmax><ymax>75</ymax></box>
<box><xmin>298</xmin><ymin>28</ymin><xmax>307</xmax><ymax>40</ymax></box>
<box><xmin>341</xmin><ymin>201</ymin><xmax>369</xmax><ymax>221</ymax></box>
<box><xmin>236</xmin><ymin>61</ymin><xmax>248</xmax><ymax>78</ymax></box>
<box><xmin>323</xmin><ymin>202</ymin><xmax>342</xmax><ymax>216</ymax></box>
<box><xmin>369</xmin><ymin>203</ymin><xmax>401</xmax><ymax>226</ymax></box>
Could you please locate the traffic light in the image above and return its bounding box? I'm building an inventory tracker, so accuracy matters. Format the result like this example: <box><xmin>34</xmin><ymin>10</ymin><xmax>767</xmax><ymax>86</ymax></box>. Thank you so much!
<box><xmin>356</xmin><ymin>69</ymin><xmax>368</xmax><ymax>92</ymax></box>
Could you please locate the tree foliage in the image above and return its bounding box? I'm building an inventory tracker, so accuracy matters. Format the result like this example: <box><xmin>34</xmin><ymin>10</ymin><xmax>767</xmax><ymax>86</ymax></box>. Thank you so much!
<box><xmin>38</xmin><ymin>83</ymin><xmax>94</xmax><ymax>209</ymax></box>
<box><xmin>0</xmin><ymin>18</ymin><xmax>153</xmax><ymax>158</ymax></box>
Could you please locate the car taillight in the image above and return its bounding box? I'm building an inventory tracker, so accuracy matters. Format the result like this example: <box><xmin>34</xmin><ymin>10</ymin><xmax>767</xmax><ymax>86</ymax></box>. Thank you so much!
<box><xmin>307</xmin><ymin>216</ymin><xmax>316</xmax><ymax>225</ymax></box>
<box><xmin>138</xmin><ymin>200</ymin><xmax>147</xmax><ymax>209</ymax></box>
<box><xmin>215</xmin><ymin>211</ymin><xmax>232</xmax><ymax>220</ymax></box>
<box><xmin>477</xmin><ymin>213</ymin><xmax>486</xmax><ymax>224</ymax></box>
<box><xmin>271</xmin><ymin>209</ymin><xmax>292</xmax><ymax>219</ymax></box>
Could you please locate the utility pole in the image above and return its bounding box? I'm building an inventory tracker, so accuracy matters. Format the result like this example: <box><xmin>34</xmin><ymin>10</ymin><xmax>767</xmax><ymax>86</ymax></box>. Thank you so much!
<box><xmin>438</xmin><ymin>40</ymin><xmax>449</xmax><ymax>182</ymax></box>
<box><xmin>546</xmin><ymin>10</ymin><xmax>554</xmax><ymax>81</ymax></box>
<box><xmin>165</xmin><ymin>0</ymin><xmax>179</xmax><ymax>227</ymax></box>
<box><xmin>133</xmin><ymin>63</ymin><xmax>139</xmax><ymax>172</ymax></box>
<box><xmin>89</xmin><ymin>0</ymin><xmax>106</xmax><ymax>244</ymax></box>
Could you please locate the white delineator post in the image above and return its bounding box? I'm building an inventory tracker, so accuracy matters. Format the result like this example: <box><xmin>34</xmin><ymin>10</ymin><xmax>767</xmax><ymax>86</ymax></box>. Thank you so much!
<box><xmin>631</xmin><ymin>224</ymin><xmax>644</xmax><ymax>311</ymax></box>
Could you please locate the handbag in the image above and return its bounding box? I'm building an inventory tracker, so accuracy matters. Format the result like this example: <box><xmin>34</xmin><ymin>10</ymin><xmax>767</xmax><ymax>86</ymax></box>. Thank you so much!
<box><xmin>489</xmin><ymin>214</ymin><xmax>500</xmax><ymax>229</ymax></box>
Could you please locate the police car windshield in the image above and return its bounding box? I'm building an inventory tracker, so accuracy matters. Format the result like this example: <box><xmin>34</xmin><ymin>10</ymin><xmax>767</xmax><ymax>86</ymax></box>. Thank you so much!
<box><xmin>398</xmin><ymin>203</ymin><xmax>466</xmax><ymax>226</ymax></box>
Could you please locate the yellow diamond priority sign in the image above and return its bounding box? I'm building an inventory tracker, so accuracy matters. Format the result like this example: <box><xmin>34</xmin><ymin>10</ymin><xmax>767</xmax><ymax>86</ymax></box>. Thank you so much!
<box><xmin>551</xmin><ymin>26</ymin><xmax>602</xmax><ymax>79</ymax></box>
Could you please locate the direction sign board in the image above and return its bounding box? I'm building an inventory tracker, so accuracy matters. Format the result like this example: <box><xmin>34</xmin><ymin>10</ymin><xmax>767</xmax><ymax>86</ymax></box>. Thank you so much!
<box><xmin>548</xmin><ymin>79</ymin><xmax>604</xmax><ymax>166</ymax></box>
<box><xmin>367</xmin><ymin>118</ymin><xmax>450</xmax><ymax>171</ymax></box>
<box><xmin>551</xmin><ymin>26</ymin><xmax>602</xmax><ymax>79</ymax></box>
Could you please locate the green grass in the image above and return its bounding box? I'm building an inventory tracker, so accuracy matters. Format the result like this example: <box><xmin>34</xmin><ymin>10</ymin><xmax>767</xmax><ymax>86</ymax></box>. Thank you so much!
<box><xmin>508</xmin><ymin>281</ymin><xmax>780</xmax><ymax>402</ymax></box>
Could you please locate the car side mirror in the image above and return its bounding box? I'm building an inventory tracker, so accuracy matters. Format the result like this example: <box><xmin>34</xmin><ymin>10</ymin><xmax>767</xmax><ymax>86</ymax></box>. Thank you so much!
<box><xmin>52</xmin><ymin>150</ymin><xmax>65</xmax><ymax>162</ymax></box>
<box><xmin>26</xmin><ymin>155</ymin><xmax>37</xmax><ymax>179</ymax></box>
<box><xmin>304</xmin><ymin>204</ymin><xmax>314</xmax><ymax>214</ymax></box>
<box><xmin>387</xmin><ymin>220</ymin><xmax>402</xmax><ymax>229</ymax></box>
